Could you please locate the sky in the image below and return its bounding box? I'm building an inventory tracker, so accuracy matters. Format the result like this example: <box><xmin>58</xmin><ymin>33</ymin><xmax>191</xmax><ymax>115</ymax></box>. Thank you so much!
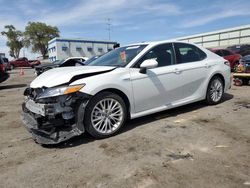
<box><xmin>0</xmin><ymin>0</ymin><xmax>250</xmax><ymax>59</ymax></box>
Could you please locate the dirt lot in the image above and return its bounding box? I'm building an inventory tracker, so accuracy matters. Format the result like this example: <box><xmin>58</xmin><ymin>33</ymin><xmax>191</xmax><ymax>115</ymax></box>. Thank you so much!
<box><xmin>0</xmin><ymin>68</ymin><xmax>249</xmax><ymax>188</ymax></box>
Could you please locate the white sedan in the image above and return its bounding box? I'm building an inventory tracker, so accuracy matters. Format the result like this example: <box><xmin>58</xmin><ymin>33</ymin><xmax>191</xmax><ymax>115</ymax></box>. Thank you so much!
<box><xmin>21</xmin><ymin>40</ymin><xmax>231</xmax><ymax>144</ymax></box>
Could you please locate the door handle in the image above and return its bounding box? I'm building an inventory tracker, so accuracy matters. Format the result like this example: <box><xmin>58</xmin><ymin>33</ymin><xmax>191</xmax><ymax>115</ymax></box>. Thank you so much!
<box><xmin>205</xmin><ymin>63</ymin><xmax>211</xmax><ymax>68</ymax></box>
<box><xmin>174</xmin><ymin>68</ymin><xmax>182</xmax><ymax>74</ymax></box>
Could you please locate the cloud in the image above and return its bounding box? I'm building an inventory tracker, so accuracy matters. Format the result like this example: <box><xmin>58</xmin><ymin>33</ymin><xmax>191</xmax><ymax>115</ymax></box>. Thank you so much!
<box><xmin>36</xmin><ymin>0</ymin><xmax>181</xmax><ymax>26</ymax></box>
<box><xmin>0</xmin><ymin>37</ymin><xmax>9</xmax><ymax>57</ymax></box>
<box><xmin>179</xmin><ymin>1</ymin><xmax>250</xmax><ymax>28</ymax></box>
<box><xmin>181</xmin><ymin>9</ymin><xmax>250</xmax><ymax>28</ymax></box>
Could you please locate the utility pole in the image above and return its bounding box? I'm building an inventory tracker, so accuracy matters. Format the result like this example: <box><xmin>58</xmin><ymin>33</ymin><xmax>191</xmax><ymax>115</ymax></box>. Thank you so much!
<box><xmin>106</xmin><ymin>18</ymin><xmax>111</xmax><ymax>41</ymax></box>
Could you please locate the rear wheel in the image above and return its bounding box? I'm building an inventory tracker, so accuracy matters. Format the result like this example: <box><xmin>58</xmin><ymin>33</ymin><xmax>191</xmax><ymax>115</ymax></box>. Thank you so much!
<box><xmin>84</xmin><ymin>92</ymin><xmax>127</xmax><ymax>138</ymax></box>
<box><xmin>206</xmin><ymin>76</ymin><xmax>224</xmax><ymax>105</ymax></box>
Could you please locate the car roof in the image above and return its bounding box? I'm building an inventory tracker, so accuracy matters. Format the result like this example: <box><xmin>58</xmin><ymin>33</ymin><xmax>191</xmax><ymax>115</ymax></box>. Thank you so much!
<box><xmin>209</xmin><ymin>48</ymin><xmax>231</xmax><ymax>51</ymax></box>
<box><xmin>127</xmin><ymin>39</ymin><xmax>178</xmax><ymax>46</ymax></box>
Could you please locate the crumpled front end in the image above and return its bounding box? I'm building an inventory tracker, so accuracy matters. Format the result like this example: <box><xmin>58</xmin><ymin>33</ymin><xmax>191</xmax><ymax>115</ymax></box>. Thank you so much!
<box><xmin>21</xmin><ymin>87</ymin><xmax>90</xmax><ymax>144</ymax></box>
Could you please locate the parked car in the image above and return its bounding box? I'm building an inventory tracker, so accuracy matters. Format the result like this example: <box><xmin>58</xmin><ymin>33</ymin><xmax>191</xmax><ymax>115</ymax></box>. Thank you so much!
<box><xmin>35</xmin><ymin>57</ymin><xmax>88</xmax><ymax>76</ymax></box>
<box><xmin>209</xmin><ymin>48</ymin><xmax>241</xmax><ymax>71</ymax></box>
<box><xmin>10</xmin><ymin>57</ymin><xmax>40</xmax><ymax>69</ymax></box>
<box><xmin>233</xmin><ymin>55</ymin><xmax>250</xmax><ymax>86</ymax></box>
<box><xmin>240</xmin><ymin>55</ymin><xmax>250</xmax><ymax>72</ymax></box>
<box><xmin>2</xmin><ymin>57</ymin><xmax>11</xmax><ymax>71</ymax></box>
<box><xmin>0</xmin><ymin>57</ymin><xmax>9</xmax><ymax>83</ymax></box>
<box><xmin>241</xmin><ymin>54</ymin><xmax>250</xmax><ymax>62</ymax></box>
<box><xmin>21</xmin><ymin>41</ymin><xmax>231</xmax><ymax>144</ymax></box>
<box><xmin>227</xmin><ymin>44</ymin><xmax>250</xmax><ymax>56</ymax></box>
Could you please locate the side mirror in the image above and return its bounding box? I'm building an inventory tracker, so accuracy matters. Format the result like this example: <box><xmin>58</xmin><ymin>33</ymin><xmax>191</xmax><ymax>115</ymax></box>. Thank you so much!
<box><xmin>139</xmin><ymin>59</ymin><xmax>158</xmax><ymax>74</ymax></box>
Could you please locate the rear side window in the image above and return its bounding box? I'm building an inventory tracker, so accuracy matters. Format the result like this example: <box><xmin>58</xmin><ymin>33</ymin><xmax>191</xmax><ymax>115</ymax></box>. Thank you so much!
<box><xmin>174</xmin><ymin>43</ymin><xmax>207</xmax><ymax>64</ymax></box>
<box><xmin>222</xmin><ymin>50</ymin><xmax>232</xmax><ymax>56</ymax></box>
<box><xmin>214</xmin><ymin>50</ymin><xmax>223</xmax><ymax>56</ymax></box>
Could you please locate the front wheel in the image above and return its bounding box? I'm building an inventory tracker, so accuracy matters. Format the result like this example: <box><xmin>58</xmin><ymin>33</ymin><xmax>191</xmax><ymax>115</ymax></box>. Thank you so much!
<box><xmin>84</xmin><ymin>92</ymin><xmax>127</xmax><ymax>138</ymax></box>
<box><xmin>206</xmin><ymin>76</ymin><xmax>224</xmax><ymax>105</ymax></box>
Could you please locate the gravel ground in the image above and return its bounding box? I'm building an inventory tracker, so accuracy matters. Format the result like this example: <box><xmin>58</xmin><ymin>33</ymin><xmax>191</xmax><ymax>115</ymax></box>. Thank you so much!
<box><xmin>0</xmin><ymin>68</ymin><xmax>249</xmax><ymax>188</ymax></box>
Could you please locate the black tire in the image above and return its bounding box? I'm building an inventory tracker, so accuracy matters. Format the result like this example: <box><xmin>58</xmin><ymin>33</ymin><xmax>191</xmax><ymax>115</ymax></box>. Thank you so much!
<box><xmin>84</xmin><ymin>92</ymin><xmax>127</xmax><ymax>138</ymax></box>
<box><xmin>206</xmin><ymin>76</ymin><xmax>224</xmax><ymax>105</ymax></box>
<box><xmin>234</xmin><ymin>78</ymin><xmax>243</xmax><ymax>86</ymax></box>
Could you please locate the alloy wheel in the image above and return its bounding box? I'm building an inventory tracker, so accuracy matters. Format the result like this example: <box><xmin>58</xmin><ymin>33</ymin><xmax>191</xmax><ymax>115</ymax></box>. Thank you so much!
<box><xmin>209</xmin><ymin>79</ymin><xmax>223</xmax><ymax>102</ymax></box>
<box><xmin>91</xmin><ymin>98</ymin><xmax>124</xmax><ymax>134</ymax></box>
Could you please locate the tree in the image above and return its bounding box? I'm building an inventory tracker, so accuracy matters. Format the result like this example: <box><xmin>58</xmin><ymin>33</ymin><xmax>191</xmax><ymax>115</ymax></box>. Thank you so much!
<box><xmin>24</xmin><ymin>22</ymin><xmax>59</xmax><ymax>59</ymax></box>
<box><xmin>1</xmin><ymin>25</ymin><xmax>23</xmax><ymax>58</ymax></box>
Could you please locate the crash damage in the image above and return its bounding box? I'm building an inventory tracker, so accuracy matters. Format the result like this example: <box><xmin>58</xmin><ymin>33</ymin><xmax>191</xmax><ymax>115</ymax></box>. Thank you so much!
<box><xmin>21</xmin><ymin>87</ymin><xmax>91</xmax><ymax>144</ymax></box>
<box><xmin>21</xmin><ymin>66</ymin><xmax>116</xmax><ymax>144</ymax></box>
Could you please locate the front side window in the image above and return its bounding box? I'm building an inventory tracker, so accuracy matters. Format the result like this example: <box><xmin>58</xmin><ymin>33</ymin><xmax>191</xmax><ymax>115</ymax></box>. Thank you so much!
<box><xmin>174</xmin><ymin>43</ymin><xmax>206</xmax><ymax>64</ymax></box>
<box><xmin>88</xmin><ymin>45</ymin><xmax>147</xmax><ymax>67</ymax></box>
<box><xmin>135</xmin><ymin>43</ymin><xmax>175</xmax><ymax>68</ymax></box>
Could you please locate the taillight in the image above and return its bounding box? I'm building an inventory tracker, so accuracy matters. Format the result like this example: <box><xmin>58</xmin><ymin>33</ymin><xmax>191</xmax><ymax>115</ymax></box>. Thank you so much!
<box><xmin>224</xmin><ymin>61</ymin><xmax>230</xmax><ymax>67</ymax></box>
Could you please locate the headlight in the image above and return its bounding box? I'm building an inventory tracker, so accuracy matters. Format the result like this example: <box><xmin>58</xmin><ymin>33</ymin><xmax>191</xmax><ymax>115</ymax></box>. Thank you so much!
<box><xmin>37</xmin><ymin>84</ymin><xmax>85</xmax><ymax>99</ymax></box>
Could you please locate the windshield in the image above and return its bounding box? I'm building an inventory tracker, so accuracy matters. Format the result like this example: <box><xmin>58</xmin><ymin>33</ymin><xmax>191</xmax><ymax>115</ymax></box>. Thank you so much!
<box><xmin>84</xmin><ymin>56</ymin><xmax>99</xmax><ymax>65</ymax></box>
<box><xmin>88</xmin><ymin>45</ymin><xmax>147</xmax><ymax>67</ymax></box>
<box><xmin>2</xmin><ymin>58</ymin><xmax>8</xmax><ymax>63</ymax></box>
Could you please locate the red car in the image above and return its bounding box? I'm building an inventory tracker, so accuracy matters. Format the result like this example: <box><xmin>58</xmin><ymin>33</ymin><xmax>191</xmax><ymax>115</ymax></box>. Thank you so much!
<box><xmin>0</xmin><ymin>57</ymin><xmax>9</xmax><ymax>83</ymax></box>
<box><xmin>2</xmin><ymin>57</ymin><xmax>11</xmax><ymax>71</ymax></box>
<box><xmin>9</xmin><ymin>57</ymin><xmax>40</xmax><ymax>69</ymax></box>
<box><xmin>209</xmin><ymin>49</ymin><xmax>241</xmax><ymax>71</ymax></box>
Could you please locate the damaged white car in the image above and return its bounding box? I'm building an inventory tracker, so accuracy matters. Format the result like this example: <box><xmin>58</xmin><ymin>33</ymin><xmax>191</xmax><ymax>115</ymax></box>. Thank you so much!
<box><xmin>21</xmin><ymin>41</ymin><xmax>231</xmax><ymax>144</ymax></box>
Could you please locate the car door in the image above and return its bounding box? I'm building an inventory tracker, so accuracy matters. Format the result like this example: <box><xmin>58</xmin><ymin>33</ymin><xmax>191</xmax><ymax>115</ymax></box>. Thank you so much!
<box><xmin>23</xmin><ymin>58</ymin><xmax>30</xmax><ymax>67</ymax></box>
<box><xmin>130</xmin><ymin>42</ymin><xmax>209</xmax><ymax>113</ymax></box>
<box><xmin>172</xmin><ymin>43</ymin><xmax>210</xmax><ymax>102</ymax></box>
<box><xmin>130</xmin><ymin>43</ymin><xmax>177</xmax><ymax>112</ymax></box>
<box><xmin>16</xmin><ymin>59</ymin><xmax>22</xmax><ymax>67</ymax></box>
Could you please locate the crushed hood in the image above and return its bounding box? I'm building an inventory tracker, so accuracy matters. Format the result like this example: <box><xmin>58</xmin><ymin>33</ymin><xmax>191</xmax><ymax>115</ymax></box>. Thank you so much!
<box><xmin>30</xmin><ymin>66</ymin><xmax>115</xmax><ymax>88</ymax></box>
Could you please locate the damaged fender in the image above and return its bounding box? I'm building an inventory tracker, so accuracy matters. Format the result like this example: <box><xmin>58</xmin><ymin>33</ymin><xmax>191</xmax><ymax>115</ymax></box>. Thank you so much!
<box><xmin>21</xmin><ymin>92</ymin><xmax>91</xmax><ymax>145</ymax></box>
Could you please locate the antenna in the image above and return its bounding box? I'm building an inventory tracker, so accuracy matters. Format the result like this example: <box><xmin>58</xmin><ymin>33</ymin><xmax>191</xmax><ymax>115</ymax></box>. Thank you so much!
<box><xmin>106</xmin><ymin>18</ymin><xmax>111</xmax><ymax>41</ymax></box>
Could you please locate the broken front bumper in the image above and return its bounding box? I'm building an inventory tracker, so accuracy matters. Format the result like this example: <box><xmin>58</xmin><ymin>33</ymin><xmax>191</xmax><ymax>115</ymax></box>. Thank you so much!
<box><xmin>21</xmin><ymin>93</ymin><xmax>90</xmax><ymax>145</ymax></box>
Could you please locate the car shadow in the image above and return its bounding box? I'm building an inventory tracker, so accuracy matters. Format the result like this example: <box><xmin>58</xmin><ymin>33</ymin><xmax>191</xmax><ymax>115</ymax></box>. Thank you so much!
<box><xmin>43</xmin><ymin>93</ymin><xmax>234</xmax><ymax>149</ymax></box>
<box><xmin>0</xmin><ymin>84</ymin><xmax>27</xmax><ymax>90</ymax></box>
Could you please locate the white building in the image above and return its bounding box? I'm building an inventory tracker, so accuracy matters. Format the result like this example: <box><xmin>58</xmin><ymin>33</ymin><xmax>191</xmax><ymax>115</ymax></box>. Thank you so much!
<box><xmin>177</xmin><ymin>24</ymin><xmax>250</xmax><ymax>48</ymax></box>
<box><xmin>48</xmin><ymin>38</ymin><xmax>118</xmax><ymax>61</ymax></box>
